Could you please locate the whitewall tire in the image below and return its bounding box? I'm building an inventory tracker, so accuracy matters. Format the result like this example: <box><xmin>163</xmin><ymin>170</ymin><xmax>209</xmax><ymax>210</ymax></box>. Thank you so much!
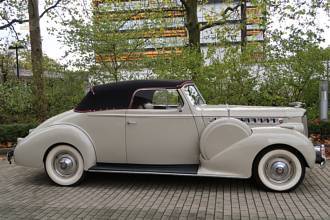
<box><xmin>45</xmin><ymin>145</ymin><xmax>85</xmax><ymax>186</ymax></box>
<box><xmin>254</xmin><ymin>148</ymin><xmax>305</xmax><ymax>192</ymax></box>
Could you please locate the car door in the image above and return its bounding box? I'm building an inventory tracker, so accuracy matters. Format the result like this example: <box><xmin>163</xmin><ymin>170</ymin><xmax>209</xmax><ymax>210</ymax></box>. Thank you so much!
<box><xmin>126</xmin><ymin>88</ymin><xmax>200</xmax><ymax>164</ymax></box>
<box><xmin>75</xmin><ymin>110</ymin><xmax>127</xmax><ymax>163</ymax></box>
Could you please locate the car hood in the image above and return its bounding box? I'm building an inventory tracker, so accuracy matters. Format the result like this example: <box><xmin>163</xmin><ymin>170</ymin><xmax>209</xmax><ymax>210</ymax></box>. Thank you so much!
<box><xmin>198</xmin><ymin>104</ymin><xmax>306</xmax><ymax>118</ymax></box>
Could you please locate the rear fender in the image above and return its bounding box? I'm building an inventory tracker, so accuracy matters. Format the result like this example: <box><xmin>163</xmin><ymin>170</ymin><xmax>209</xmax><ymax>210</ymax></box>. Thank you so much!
<box><xmin>14</xmin><ymin>124</ymin><xmax>96</xmax><ymax>170</ymax></box>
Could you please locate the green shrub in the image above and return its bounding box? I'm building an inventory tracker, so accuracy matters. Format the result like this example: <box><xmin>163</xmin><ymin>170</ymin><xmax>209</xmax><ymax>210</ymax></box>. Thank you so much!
<box><xmin>46</xmin><ymin>73</ymin><xmax>85</xmax><ymax>118</ymax></box>
<box><xmin>0</xmin><ymin>80</ymin><xmax>34</xmax><ymax>123</ymax></box>
<box><xmin>0</xmin><ymin>123</ymin><xmax>38</xmax><ymax>143</ymax></box>
<box><xmin>0</xmin><ymin>73</ymin><xmax>85</xmax><ymax>124</ymax></box>
<box><xmin>308</xmin><ymin>121</ymin><xmax>330</xmax><ymax>135</ymax></box>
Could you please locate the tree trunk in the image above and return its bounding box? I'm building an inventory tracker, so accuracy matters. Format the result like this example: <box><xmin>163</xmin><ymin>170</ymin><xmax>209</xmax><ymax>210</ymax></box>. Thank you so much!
<box><xmin>0</xmin><ymin>56</ymin><xmax>7</xmax><ymax>83</ymax></box>
<box><xmin>185</xmin><ymin>0</ymin><xmax>200</xmax><ymax>51</ymax></box>
<box><xmin>28</xmin><ymin>0</ymin><xmax>47</xmax><ymax>121</ymax></box>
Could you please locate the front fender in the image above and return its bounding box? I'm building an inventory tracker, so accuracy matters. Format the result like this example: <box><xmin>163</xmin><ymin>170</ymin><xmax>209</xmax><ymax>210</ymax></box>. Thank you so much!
<box><xmin>199</xmin><ymin>126</ymin><xmax>315</xmax><ymax>178</ymax></box>
<box><xmin>14</xmin><ymin>124</ymin><xmax>96</xmax><ymax>170</ymax></box>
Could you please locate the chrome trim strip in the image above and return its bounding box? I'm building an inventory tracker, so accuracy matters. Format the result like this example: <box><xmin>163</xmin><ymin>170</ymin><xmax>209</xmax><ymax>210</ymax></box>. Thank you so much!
<box><xmin>88</xmin><ymin>114</ymin><xmax>126</xmax><ymax>117</ymax></box>
<box><xmin>87</xmin><ymin>169</ymin><xmax>248</xmax><ymax>179</ymax></box>
<box><xmin>88</xmin><ymin>169</ymin><xmax>198</xmax><ymax>176</ymax></box>
<box><xmin>125</xmin><ymin>114</ymin><xmax>193</xmax><ymax>118</ymax></box>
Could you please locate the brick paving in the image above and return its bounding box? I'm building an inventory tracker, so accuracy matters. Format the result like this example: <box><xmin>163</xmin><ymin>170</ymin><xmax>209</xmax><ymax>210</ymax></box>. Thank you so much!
<box><xmin>0</xmin><ymin>159</ymin><xmax>329</xmax><ymax>220</ymax></box>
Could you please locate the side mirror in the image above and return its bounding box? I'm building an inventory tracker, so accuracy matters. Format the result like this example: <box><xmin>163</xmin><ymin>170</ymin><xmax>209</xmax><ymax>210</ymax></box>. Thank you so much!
<box><xmin>178</xmin><ymin>105</ymin><xmax>183</xmax><ymax>112</ymax></box>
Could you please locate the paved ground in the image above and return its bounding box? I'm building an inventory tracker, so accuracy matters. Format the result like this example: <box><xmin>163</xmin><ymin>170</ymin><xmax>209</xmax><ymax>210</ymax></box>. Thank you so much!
<box><xmin>0</xmin><ymin>160</ymin><xmax>329</xmax><ymax>220</ymax></box>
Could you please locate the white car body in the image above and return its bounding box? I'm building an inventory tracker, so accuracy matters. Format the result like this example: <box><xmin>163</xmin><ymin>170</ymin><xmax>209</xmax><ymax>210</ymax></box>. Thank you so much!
<box><xmin>11</xmin><ymin>80</ymin><xmax>326</xmax><ymax>191</ymax></box>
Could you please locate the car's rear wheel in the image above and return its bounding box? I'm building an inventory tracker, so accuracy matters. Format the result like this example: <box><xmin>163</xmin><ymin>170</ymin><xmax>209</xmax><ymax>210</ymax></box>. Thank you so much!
<box><xmin>45</xmin><ymin>145</ymin><xmax>84</xmax><ymax>186</ymax></box>
<box><xmin>254</xmin><ymin>148</ymin><xmax>305</xmax><ymax>192</ymax></box>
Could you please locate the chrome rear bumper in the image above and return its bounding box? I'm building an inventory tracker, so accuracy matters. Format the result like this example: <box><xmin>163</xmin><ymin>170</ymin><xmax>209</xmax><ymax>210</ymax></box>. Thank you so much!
<box><xmin>7</xmin><ymin>148</ymin><xmax>14</xmax><ymax>164</ymax></box>
<box><xmin>314</xmin><ymin>144</ymin><xmax>326</xmax><ymax>168</ymax></box>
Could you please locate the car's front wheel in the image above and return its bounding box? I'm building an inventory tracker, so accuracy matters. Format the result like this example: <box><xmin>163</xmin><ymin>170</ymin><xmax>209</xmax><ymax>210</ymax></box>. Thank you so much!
<box><xmin>45</xmin><ymin>145</ymin><xmax>85</xmax><ymax>186</ymax></box>
<box><xmin>254</xmin><ymin>148</ymin><xmax>305</xmax><ymax>192</ymax></box>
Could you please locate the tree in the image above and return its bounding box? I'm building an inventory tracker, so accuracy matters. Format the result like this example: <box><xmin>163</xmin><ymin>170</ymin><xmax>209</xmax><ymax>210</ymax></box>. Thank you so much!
<box><xmin>150</xmin><ymin>0</ymin><xmax>329</xmax><ymax>116</ymax></box>
<box><xmin>0</xmin><ymin>0</ymin><xmax>63</xmax><ymax>30</ymax></box>
<box><xmin>169</xmin><ymin>0</ymin><xmax>245</xmax><ymax>80</ymax></box>
<box><xmin>51</xmin><ymin>1</ymin><xmax>179</xmax><ymax>83</ymax></box>
<box><xmin>1</xmin><ymin>0</ymin><xmax>64</xmax><ymax>121</ymax></box>
<box><xmin>27</xmin><ymin>0</ymin><xmax>47</xmax><ymax>121</ymax></box>
<box><xmin>0</xmin><ymin>53</ymin><xmax>15</xmax><ymax>82</ymax></box>
<box><xmin>179</xmin><ymin>0</ymin><xmax>242</xmax><ymax>50</ymax></box>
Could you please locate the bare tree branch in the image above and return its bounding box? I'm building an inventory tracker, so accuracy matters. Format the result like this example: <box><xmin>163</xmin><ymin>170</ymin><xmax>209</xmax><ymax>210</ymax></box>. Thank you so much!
<box><xmin>9</xmin><ymin>24</ymin><xmax>19</xmax><ymax>41</ymax></box>
<box><xmin>223</xmin><ymin>4</ymin><xmax>241</xmax><ymax>15</ymax></box>
<box><xmin>39</xmin><ymin>0</ymin><xmax>62</xmax><ymax>18</ymax></box>
<box><xmin>199</xmin><ymin>20</ymin><xmax>228</xmax><ymax>31</ymax></box>
<box><xmin>199</xmin><ymin>3</ymin><xmax>241</xmax><ymax>31</ymax></box>
<box><xmin>0</xmin><ymin>18</ymin><xmax>28</xmax><ymax>30</ymax></box>
<box><xmin>0</xmin><ymin>0</ymin><xmax>63</xmax><ymax>30</ymax></box>
<box><xmin>0</xmin><ymin>13</ymin><xmax>20</xmax><ymax>40</ymax></box>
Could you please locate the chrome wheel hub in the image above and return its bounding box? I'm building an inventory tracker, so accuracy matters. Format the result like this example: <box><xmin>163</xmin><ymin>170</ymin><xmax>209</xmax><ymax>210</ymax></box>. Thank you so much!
<box><xmin>59</xmin><ymin>158</ymin><xmax>73</xmax><ymax>170</ymax></box>
<box><xmin>265</xmin><ymin>157</ymin><xmax>293</xmax><ymax>184</ymax></box>
<box><xmin>54</xmin><ymin>153</ymin><xmax>78</xmax><ymax>177</ymax></box>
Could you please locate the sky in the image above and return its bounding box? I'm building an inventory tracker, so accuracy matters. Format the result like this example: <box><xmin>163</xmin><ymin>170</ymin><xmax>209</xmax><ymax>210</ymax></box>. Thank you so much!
<box><xmin>1</xmin><ymin>0</ymin><xmax>329</xmax><ymax>65</ymax></box>
<box><xmin>15</xmin><ymin>13</ymin><xmax>69</xmax><ymax>62</ymax></box>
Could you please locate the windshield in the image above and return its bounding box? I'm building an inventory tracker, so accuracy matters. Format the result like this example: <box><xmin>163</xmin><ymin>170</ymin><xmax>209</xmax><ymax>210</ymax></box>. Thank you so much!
<box><xmin>183</xmin><ymin>85</ymin><xmax>206</xmax><ymax>106</ymax></box>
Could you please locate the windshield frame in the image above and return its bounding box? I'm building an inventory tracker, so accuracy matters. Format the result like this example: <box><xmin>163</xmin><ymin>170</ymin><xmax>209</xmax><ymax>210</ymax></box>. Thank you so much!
<box><xmin>182</xmin><ymin>84</ymin><xmax>206</xmax><ymax>106</ymax></box>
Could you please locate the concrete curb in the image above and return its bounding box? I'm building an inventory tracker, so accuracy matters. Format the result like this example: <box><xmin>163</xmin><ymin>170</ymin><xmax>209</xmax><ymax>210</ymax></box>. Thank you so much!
<box><xmin>0</xmin><ymin>148</ymin><xmax>13</xmax><ymax>155</ymax></box>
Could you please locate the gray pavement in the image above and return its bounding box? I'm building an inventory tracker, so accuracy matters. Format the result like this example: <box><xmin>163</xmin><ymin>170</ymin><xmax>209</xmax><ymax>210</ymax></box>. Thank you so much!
<box><xmin>0</xmin><ymin>159</ymin><xmax>329</xmax><ymax>220</ymax></box>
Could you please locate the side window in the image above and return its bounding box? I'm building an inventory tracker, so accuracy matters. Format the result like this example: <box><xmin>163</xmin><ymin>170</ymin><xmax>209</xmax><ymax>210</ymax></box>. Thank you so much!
<box><xmin>153</xmin><ymin>90</ymin><xmax>167</xmax><ymax>106</ymax></box>
<box><xmin>166</xmin><ymin>89</ymin><xmax>183</xmax><ymax>108</ymax></box>
<box><xmin>131</xmin><ymin>89</ymin><xmax>183</xmax><ymax>109</ymax></box>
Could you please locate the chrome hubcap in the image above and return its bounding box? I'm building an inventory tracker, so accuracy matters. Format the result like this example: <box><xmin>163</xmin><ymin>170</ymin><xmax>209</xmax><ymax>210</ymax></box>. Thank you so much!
<box><xmin>265</xmin><ymin>157</ymin><xmax>294</xmax><ymax>184</ymax></box>
<box><xmin>59</xmin><ymin>158</ymin><xmax>73</xmax><ymax>170</ymax></box>
<box><xmin>54</xmin><ymin>153</ymin><xmax>78</xmax><ymax>177</ymax></box>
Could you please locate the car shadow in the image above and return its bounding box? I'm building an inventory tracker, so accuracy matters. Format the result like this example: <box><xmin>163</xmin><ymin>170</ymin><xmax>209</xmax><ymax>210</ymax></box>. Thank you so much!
<box><xmin>23</xmin><ymin>169</ymin><xmax>257</xmax><ymax>190</ymax></box>
<box><xmin>15</xmin><ymin>166</ymin><xmax>325</xmax><ymax>196</ymax></box>
<box><xmin>82</xmin><ymin>172</ymin><xmax>257</xmax><ymax>189</ymax></box>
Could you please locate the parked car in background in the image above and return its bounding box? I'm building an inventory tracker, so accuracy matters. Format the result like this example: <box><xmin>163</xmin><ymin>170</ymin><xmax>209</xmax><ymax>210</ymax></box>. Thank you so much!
<box><xmin>9</xmin><ymin>80</ymin><xmax>326</xmax><ymax>191</ymax></box>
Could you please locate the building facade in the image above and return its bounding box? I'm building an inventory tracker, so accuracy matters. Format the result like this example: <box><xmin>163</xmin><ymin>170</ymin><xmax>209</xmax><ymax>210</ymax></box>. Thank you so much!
<box><xmin>93</xmin><ymin>0</ymin><xmax>265</xmax><ymax>62</ymax></box>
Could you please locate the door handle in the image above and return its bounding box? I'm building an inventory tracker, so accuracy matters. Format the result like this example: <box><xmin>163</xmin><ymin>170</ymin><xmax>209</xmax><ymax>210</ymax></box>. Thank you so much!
<box><xmin>208</xmin><ymin>117</ymin><xmax>217</xmax><ymax>123</ymax></box>
<box><xmin>127</xmin><ymin>120</ymin><xmax>137</xmax><ymax>125</ymax></box>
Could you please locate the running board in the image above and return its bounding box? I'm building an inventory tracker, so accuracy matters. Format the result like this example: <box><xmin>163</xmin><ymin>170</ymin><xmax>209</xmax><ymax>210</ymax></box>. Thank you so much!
<box><xmin>88</xmin><ymin>163</ymin><xmax>199</xmax><ymax>176</ymax></box>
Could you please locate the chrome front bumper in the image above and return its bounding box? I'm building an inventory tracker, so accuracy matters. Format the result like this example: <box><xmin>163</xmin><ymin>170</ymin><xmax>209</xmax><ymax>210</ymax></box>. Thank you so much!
<box><xmin>314</xmin><ymin>144</ymin><xmax>326</xmax><ymax>168</ymax></box>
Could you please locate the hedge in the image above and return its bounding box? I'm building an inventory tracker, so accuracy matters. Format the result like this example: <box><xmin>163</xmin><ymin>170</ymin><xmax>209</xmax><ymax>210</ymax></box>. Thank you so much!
<box><xmin>0</xmin><ymin>123</ymin><xmax>38</xmax><ymax>143</ymax></box>
<box><xmin>308</xmin><ymin>121</ymin><xmax>330</xmax><ymax>137</ymax></box>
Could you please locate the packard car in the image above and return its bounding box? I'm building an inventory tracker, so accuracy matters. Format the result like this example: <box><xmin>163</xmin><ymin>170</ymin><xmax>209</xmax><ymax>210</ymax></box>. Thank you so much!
<box><xmin>9</xmin><ymin>80</ymin><xmax>326</xmax><ymax>191</ymax></box>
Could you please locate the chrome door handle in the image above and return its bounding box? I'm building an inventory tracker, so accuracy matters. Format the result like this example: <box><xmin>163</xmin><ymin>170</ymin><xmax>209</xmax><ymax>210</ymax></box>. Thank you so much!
<box><xmin>127</xmin><ymin>121</ymin><xmax>137</xmax><ymax>125</ymax></box>
<box><xmin>208</xmin><ymin>117</ymin><xmax>217</xmax><ymax>123</ymax></box>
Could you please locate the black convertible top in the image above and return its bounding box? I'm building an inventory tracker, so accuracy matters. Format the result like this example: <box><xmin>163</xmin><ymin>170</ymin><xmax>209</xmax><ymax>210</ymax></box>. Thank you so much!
<box><xmin>75</xmin><ymin>80</ymin><xmax>192</xmax><ymax>112</ymax></box>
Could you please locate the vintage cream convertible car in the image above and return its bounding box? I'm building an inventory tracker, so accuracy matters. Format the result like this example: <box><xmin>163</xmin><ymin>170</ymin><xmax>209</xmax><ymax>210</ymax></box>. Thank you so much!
<box><xmin>9</xmin><ymin>80</ymin><xmax>326</xmax><ymax>191</ymax></box>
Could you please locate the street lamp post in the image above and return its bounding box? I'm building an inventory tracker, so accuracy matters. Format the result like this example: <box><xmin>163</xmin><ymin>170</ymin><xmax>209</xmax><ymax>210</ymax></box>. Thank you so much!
<box><xmin>9</xmin><ymin>44</ymin><xmax>24</xmax><ymax>78</ymax></box>
<box><xmin>320</xmin><ymin>80</ymin><xmax>328</xmax><ymax>122</ymax></box>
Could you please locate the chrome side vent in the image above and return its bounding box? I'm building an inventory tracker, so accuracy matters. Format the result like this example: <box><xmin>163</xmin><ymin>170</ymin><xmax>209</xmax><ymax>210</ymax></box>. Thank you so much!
<box><xmin>238</xmin><ymin>117</ymin><xmax>282</xmax><ymax>125</ymax></box>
